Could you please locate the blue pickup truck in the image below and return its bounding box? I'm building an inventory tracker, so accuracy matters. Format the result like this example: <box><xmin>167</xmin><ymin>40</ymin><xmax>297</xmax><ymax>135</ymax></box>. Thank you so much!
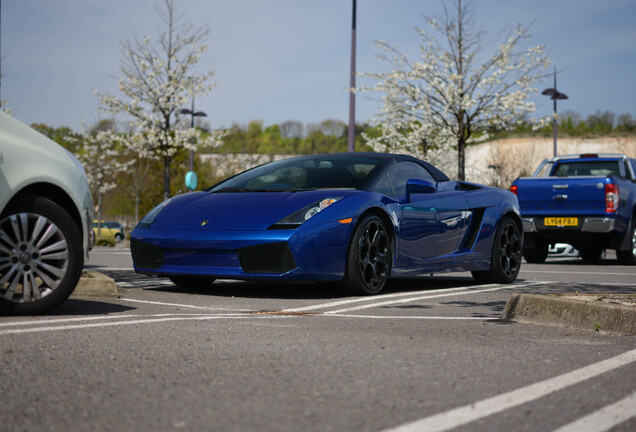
<box><xmin>510</xmin><ymin>153</ymin><xmax>636</xmax><ymax>264</ymax></box>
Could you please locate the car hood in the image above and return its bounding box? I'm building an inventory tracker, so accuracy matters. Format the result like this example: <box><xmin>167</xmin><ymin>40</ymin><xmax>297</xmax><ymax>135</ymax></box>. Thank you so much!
<box><xmin>149</xmin><ymin>190</ymin><xmax>355</xmax><ymax>230</ymax></box>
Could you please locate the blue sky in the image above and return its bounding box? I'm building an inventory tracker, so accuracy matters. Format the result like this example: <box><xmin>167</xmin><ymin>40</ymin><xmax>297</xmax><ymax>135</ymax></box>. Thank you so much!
<box><xmin>2</xmin><ymin>0</ymin><xmax>635</xmax><ymax>131</ymax></box>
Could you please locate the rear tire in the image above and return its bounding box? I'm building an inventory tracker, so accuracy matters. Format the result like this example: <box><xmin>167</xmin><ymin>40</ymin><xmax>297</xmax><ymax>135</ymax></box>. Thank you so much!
<box><xmin>472</xmin><ymin>216</ymin><xmax>522</xmax><ymax>284</ymax></box>
<box><xmin>0</xmin><ymin>195</ymin><xmax>83</xmax><ymax>314</ymax></box>
<box><xmin>617</xmin><ymin>218</ymin><xmax>636</xmax><ymax>265</ymax></box>
<box><xmin>522</xmin><ymin>236</ymin><xmax>548</xmax><ymax>264</ymax></box>
<box><xmin>579</xmin><ymin>246</ymin><xmax>604</xmax><ymax>262</ymax></box>
<box><xmin>169</xmin><ymin>275</ymin><xmax>215</xmax><ymax>289</ymax></box>
<box><xmin>342</xmin><ymin>214</ymin><xmax>392</xmax><ymax>295</ymax></box>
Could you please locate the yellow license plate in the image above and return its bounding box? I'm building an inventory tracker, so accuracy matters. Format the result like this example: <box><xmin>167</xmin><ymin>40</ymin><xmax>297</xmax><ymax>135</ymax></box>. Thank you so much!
<box><xmin>544</xmin><ymin>217</ymin><xmax>578</xmax><ymax>227</ymax></box>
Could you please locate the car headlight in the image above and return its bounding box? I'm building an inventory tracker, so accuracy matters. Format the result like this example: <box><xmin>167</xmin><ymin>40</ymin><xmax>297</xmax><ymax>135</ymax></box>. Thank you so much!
<box><xmin>137</xmin><ymin>198</ymin><xmax>173</xmax><ymax>228</ymax></box>
<box><xmin>270</xmin><ymin>197</ymin><xmax>342</xmax><ymax>229</ymax></box>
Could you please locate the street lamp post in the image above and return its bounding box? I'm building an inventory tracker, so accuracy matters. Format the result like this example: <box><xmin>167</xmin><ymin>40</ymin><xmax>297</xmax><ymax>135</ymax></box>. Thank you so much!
<box><xmin>180</xmin><ymin>100</ymin><xmax>207</xmax><ymax>190</ymax></box>
<box><xmin>542</xmin><ymin>66</ymin><xmax>568</xmax><ymax>157</ymax></box>
<box><xmin>347</xmin><ymin>0</ymin><xmax>357</xmax><ymax>153</ymax></box>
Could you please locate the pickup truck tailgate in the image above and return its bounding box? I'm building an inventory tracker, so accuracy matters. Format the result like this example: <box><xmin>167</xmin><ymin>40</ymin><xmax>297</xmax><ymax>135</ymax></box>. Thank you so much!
<box><xmin>517</xmin><ymin>177</ymin><xmax>609</xmax><ymax>216</ymax></box>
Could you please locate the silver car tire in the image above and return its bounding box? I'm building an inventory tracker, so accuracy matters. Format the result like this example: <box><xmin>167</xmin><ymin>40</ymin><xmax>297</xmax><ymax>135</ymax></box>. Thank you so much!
<box><xmin>0</xmin><ymin>195</ymin><xmax>83</xmax><ymax>314</ymax></box>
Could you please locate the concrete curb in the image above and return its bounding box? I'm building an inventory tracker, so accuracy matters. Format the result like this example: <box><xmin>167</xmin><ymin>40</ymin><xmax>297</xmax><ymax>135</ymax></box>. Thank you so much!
<box><xmin>503</xmin><ymin>294</ymin><xmax>636</xmax><ymax>336</ymax></box>
<box><xmin>71</xmin><ymin>271</ymin><xmax>118</xmax><ymax>299</ymax></box>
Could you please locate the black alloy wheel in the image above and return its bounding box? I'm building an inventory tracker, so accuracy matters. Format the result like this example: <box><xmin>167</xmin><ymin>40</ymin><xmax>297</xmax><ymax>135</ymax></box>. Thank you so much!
<box><xmin>472</xmin><ymin>216</ymin><xmax>522</xmax><ymax>284</ymax></box>
<box><xmin>343</xmin><ymin>214</ymin><xmax>392</xmax><ymax>295</ymax></box>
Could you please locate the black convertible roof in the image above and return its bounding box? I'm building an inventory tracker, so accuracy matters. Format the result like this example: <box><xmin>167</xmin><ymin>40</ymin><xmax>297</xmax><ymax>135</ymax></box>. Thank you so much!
<box><xmin>303</xmin><ymin>152</ymin><xmax>450</xmax><ymax>182</ymax></box>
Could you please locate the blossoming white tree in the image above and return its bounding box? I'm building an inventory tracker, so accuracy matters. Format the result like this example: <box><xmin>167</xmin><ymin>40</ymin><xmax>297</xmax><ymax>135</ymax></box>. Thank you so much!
<box><xmin>96</xmin><ymin>0</ymin><xmax>223</xmax><ymax>200</ymax></box>
<box><xmin>360</xmin><ymin>0</ymin><xmax>550</xmax><ymax>180</ymax></box>
<box><xmin>77</xmin><ymin>130</ymin><xmax>134</xmax><ymax>235</ymax></box>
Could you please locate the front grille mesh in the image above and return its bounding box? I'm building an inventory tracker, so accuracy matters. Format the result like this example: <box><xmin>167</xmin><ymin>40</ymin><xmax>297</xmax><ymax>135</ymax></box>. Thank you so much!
<box><xmin>238</xmin><ymin>242</ymin><xmax>297</xmax><ymax>274</ymax></box>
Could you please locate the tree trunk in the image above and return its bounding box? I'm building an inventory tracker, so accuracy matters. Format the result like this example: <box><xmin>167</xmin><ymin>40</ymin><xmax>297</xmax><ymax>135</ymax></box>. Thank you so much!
<box><xmin>134</xmin><ymin>189</ymin><xmax>140</xmax><ymax>224</ymax></box>
<box><xmin>457</xmin><ymin>137</ymin><xmax>466</xmax><ymax>181</ymax></box>
<box><xmin>163</xmin><ymin>155</ymin><xmax>171</xmax><ymax>200</ymax></box>
<box><xmin>97</xmin><ymin>192</ymin><xmax>103</xmax><ymax>236</ymax></box>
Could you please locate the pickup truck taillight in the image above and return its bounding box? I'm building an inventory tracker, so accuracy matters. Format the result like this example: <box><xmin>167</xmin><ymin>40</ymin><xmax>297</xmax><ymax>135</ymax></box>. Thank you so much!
<box><xmin>510</xmin><ymin>185</ymin><xmax>518</xmax><ymax>195</ymax></box>
<box><xmin>605</xmin><ymin>183</ymin><xmax>619</xmax><ymax>213</ymax></box>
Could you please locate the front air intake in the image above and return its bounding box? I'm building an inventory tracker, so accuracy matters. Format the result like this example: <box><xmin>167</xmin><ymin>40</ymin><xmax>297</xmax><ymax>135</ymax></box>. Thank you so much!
<box><xmin>238</xmin><ymin>242</ymin><xmax>297</xmax><ymax>274</ymax></box>
<box><xmin>130</xmin><ymin>238</ymin><xmax>163</xmax><ymax>269</ymax></box>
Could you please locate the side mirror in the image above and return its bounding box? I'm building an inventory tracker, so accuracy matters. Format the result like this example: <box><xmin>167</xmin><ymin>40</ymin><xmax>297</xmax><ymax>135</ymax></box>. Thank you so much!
<box><xmin>406</xmin><ymin>178</ymin><xmax>436</xmax><ymax>201</ymax></box>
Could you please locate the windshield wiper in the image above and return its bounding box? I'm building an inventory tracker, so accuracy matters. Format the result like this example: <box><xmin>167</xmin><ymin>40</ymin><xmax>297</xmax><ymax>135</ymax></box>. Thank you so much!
<box><xmin>250</xmin><ymin>188</ymin><xmax>299</xmax><ymax>192</ymax></box>
<box><xmin>211</xmin><ymin>187</ymin><xmax>249</xmax><ymax>193</ymax></box>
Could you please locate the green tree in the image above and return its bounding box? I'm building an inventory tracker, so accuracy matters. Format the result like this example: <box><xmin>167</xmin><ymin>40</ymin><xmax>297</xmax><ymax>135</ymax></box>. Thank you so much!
<box><xmin>30</xmin><ymin>123</ymin><xmax>82</xmax><ymax>153</ymax></box>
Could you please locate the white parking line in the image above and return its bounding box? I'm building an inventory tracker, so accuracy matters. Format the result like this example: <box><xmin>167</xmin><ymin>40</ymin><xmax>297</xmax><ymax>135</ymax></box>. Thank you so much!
<box><xmin>552</xmin><ymin>391</ymin><xmax>636</xmax><ymax>432</ymax></box>
<box><xmin>0</xmin><ymin>313</ymin><xmax>255</xmax><ymax>335</ymax></box>
<box><xmin>283</xmin><ymin>285</ymin><xmax>495</xmax><ymax>313</ymax></box>
<box><xmin>120</xmin><ymin>298</ymin><xmax>252</xmax><ymax>312</ymax></box>
<box><xmin>383</xmin><ymin>348</ymin><xmax>636</xmax><ymax>432</ymax></box>
<box><xmin>521</xmin><ymin>269</ymin><xmax>636</xmax><ymax>277</ymax></box>
<box><xmin>0</xmin><ymin>314</ymin><xmax>143</xmax><ymax>327</ymax></box>
<box><xmin>330</xmin><ymin>314</ymin><xmax>499</xmax><ymax>321</ymax></box>
<box><xmin>325</xmin><ymin>282</ymin><xmax>544</xmax><ymax>315</ymax></box>
<box><xmin>283</xmin><ymin>281</ymin><xmax>543</xmax><ymax>314</ymax></box>
<box><xmin>116</xmin><ymin>280</ymin><xmax>175</xmax><ymax>288</ymax></box>
<box><xmin>95</xmin><ymin>267</ymin><xmax>135</xmax><ymax>271</ymax></box>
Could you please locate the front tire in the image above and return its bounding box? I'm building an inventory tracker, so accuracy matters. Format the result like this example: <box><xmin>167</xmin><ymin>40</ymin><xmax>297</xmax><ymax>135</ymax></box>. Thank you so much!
<box><xmin>472</xmin><ymin>216</ymin><xmax>522</xmax><ymax>284</ymax></box>
<box><xmin>0</xmin><ymin>195</ymin><xmax>83</xmax><ymax>314</ymax></box>
<box><xmin>342</xmin><ymin>214</ymin><xmax>392</xmax><ymax>295</ymax></box>
<box><xmin>169</xmin><ymin>275</ymin><xmax>215</xmax><ymax>289</ymax></box>
<box><xmin>617</xmin><ymin>218</ymin><xmax>636</xmax><ymax>265</ymax></box>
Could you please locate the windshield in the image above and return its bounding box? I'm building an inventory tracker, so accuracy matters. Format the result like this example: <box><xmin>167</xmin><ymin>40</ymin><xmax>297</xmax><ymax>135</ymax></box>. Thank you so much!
<box><xmin>209</xmin><ymin>156</ymin><xmax>384</xmax><ymax>192</ymax></box>
<box><xmin>552</xmin><ymin>161</ymin><xmax>620</xmax><ymax>177</ymax></box>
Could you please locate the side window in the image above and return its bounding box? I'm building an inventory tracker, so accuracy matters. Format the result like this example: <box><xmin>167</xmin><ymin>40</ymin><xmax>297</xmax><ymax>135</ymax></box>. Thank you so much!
<box><xmin>387</xmin><ymin>162</ymin><xmax>436</xmax><ymax>198</ymax></box>
<box><xmin>372</xmin><ymin>172</ymin><xmax>394</xmax><ymax>196</ymax></box>
<box><xmin>534</xmin><ymin>161</ymin><xmax>553</xmax><ymax>177</ymax></box>
<box><xmin>623</xmin><ymin>160</ymin><xmax>635</xmax><ymax>181</ymax></box>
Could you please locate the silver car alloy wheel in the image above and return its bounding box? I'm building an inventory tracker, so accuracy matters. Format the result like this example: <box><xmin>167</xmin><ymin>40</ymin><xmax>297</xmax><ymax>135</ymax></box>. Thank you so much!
<box><xmin>0</xmin><ymin>212</ymin><xmax>69</xmax><ymax>303</ymax></box>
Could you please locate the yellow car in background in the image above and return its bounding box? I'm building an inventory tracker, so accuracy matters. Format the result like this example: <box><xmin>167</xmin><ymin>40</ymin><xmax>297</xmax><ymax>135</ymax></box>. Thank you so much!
<box><xmin>93</xmin><ymin>220</ymin><xmax>125</xmax><ymax>242</ymax></box>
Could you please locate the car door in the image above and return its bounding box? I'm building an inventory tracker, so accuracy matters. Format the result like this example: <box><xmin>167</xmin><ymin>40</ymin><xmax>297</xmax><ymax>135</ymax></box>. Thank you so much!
<box><xmin>389</xmin><ymin>162</ymin><xmax>469</xmax><ymax>267</ymax></box>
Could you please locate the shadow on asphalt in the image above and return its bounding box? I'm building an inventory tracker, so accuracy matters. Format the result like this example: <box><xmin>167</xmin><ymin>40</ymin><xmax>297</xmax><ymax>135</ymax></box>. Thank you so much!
<box><xmin>93</xmin><ymin>266</ymin><xmax>632</xmax><ymax>303</ymax></box>
<box><xmin>54</xmin><ymin>299</ymin><xmax>136</xmax><ymax>315</ymax></box>
<box><xmin>97</xmin><ymin>268</ymin><xmax>491</xmax><ymax>301</ymax></box>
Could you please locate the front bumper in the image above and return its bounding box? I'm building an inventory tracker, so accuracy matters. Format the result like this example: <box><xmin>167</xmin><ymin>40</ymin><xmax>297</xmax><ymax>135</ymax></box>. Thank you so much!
<box><xmin>130</xmin><ymin>220</ymin><xmax>353</xmax><ymax>281</ymax></box>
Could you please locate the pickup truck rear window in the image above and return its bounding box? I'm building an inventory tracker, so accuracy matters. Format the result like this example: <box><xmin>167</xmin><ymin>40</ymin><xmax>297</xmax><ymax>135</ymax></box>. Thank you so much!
<box><xmin>553</xmin><ymin>161</ymin><xmax>620</xmax><ymax>177</ymax></box>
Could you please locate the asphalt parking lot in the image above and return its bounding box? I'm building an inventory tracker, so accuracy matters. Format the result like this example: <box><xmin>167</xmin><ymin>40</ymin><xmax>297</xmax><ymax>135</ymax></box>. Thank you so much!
<box><xmin>1</xmin><ymin>246</ymin><xmax>635</xmax><ymax>431</ymax></box>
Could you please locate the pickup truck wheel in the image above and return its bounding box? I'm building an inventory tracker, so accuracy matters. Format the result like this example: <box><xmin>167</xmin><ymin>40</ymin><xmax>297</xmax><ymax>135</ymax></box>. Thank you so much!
<box><xmin>472</xmin><ymin>216</ymin><xmax>521</xmax><ymax>284</ymax></box>
<box><xmin>579</xmin><ymin>246</ymin><xmax>604</xmax><ymax>262</ymax></box>
<box><xmin>522</xmin><ymin>237</ymin><xmax>548</xmax><ymax>264</ymax></box>
<box><xmin>617</xmin><ymin>219</ymin><xmax>636</xmax><ymax>265</ymax></box>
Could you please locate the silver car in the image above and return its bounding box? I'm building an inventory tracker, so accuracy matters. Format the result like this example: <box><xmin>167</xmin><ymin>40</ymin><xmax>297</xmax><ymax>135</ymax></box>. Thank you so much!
<box><xmin>0</xmin><ymin>111</ymin><xmax>93</xmax><ymax>314</ymax></box>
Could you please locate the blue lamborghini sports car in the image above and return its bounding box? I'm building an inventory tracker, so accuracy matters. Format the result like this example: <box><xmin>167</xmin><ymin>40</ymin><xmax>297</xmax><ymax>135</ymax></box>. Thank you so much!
<box><xmin>131</xmin><ymin>153</ymin><xmax>522</xmax><ymax>295</ymax></box>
